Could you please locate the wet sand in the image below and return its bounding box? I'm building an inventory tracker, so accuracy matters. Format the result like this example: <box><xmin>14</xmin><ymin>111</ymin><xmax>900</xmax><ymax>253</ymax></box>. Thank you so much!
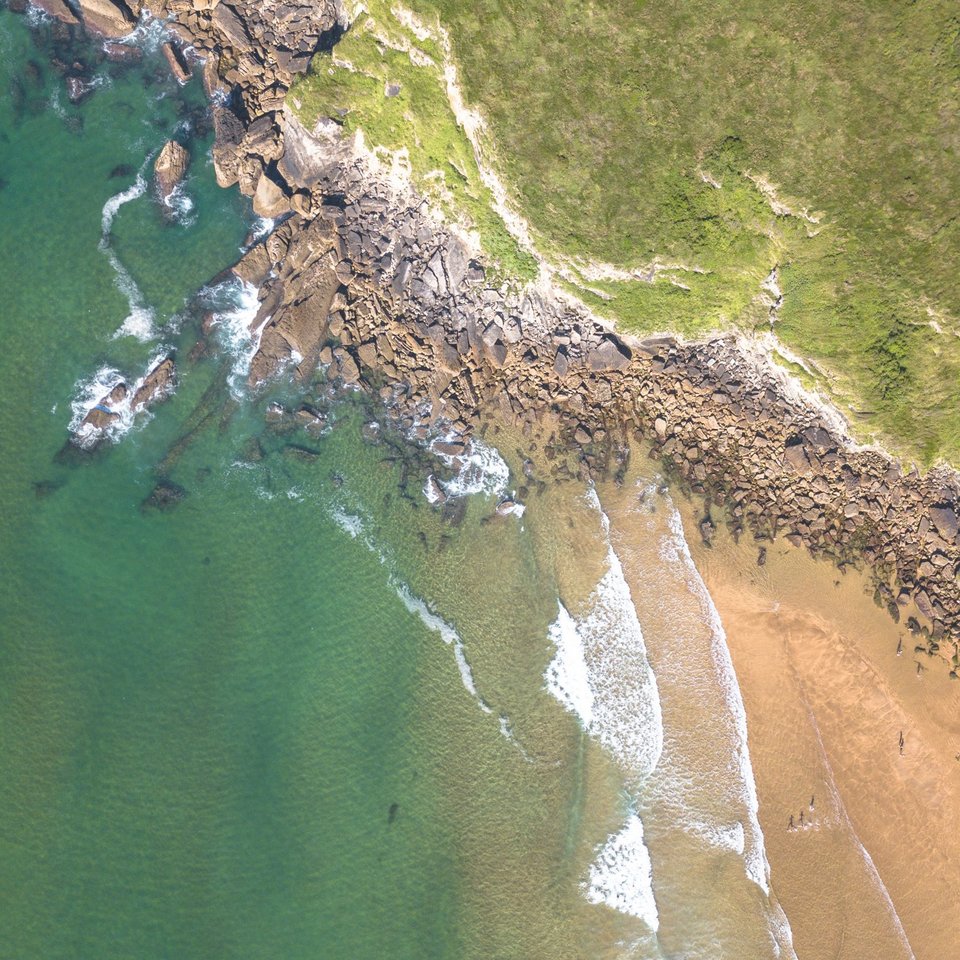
<box><xmin>679</xmin><ymin>495</ymin><xmax>960</xmax><ymax>960</ymax></box>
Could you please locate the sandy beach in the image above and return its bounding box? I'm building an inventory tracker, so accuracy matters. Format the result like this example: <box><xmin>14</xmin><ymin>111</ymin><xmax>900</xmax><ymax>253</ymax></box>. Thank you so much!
<box><xmin>678</xmin><ymin>493</ymin><xmax>960</xmax><ymax>960</ymax></box>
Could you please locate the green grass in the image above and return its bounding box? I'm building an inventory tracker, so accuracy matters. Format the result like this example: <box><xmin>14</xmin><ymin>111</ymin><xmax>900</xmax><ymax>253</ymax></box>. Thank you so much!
<box><xmin>293</xmin><ymin>1</ymin><xmax>960</xmax><ymax>465</ymax></box>
<box><xmin>289</xmin><ymin>7</ymin><xmax>537</xmax><ymax>281</ymax></box>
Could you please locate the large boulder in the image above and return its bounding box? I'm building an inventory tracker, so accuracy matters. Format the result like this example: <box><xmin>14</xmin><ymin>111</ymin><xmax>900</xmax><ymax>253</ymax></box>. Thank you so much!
<box><xmin>33</xmin><ymin>0</ymin><xmax>80</xmax><ymax>25</ymax></box>
<box><xmin>252</xmin><ymin>170</ymin><xmax>291</xmax><ymax>217</ymax></box>
<box><xmin>586</xmin><ymin>335</ymin><xmax>632</xmax><ymax>371</ymax></box>
<box><xmin>160</xmin><ymin>41</ymin><xmax>191</xmax><ymax>85</ymax></box>
<box><xmin>154</xmin><ymin>140</ymin><xmax>189</xmax><ymax>199</ymax></box>
<box><xmin>132</xmin><ymin>357</ymin><xmax>175</xmax><ymax>408</ymax></box>
<box><xmin>212</xmin><ymin>105</ymin><xmax>246</xmax><ymax>188</ymax></box>
<box><xmin>81</xmin><ymin>382</ymin><xmax>127</xmax><ymax>432</ymax></box>
<box><xmin>76</xmin><ymin>0</ymin><xmax>136</xmax><ymax>38</ymax></box>
<box><xmin>929</xmin><ymin>504</ymin><xmax>959</xmax><ymax>541</ymax></box>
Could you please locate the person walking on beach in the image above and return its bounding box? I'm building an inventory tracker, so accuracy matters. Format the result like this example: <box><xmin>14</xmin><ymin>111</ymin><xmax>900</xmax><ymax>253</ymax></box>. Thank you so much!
<box><xmin>899</xmin><ymin>730</ymin><xmax>905</xmax><ymax>755</ymax></box>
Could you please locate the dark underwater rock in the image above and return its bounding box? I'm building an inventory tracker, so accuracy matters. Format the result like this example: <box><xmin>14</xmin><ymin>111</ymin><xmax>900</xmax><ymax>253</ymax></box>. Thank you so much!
<box><xmin>142</xmin><ymin>479</ymin><xmax>187</xmax><ymax>512</ymax></box>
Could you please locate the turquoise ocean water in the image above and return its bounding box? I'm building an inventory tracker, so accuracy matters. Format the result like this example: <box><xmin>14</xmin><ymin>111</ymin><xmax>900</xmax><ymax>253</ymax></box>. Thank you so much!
<box><xmin>0</xmin><ymin>9</ymin><xmax>815</xmax><ymax>959</ymax></box>
<box><xmin>0</xmin><ymin>9</ymin><xmax>620</xmax><ymax>958</ymax></box>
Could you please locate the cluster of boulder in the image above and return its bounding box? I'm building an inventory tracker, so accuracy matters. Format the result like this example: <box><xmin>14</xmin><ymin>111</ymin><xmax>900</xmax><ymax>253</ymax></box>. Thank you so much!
<box><xmin>145</xmin><ymin>0</ymin><xmax>342</xmax><ymax>218</ymax></box>
<box><xmin>217</xmin><ymin>111</ymin><xmax>960</xmax><ymax>665</ymax></box>
<box><xmin>31</xmin><ymin>0</ymin><xmax>139</xmax><ymax>37</ymax></box>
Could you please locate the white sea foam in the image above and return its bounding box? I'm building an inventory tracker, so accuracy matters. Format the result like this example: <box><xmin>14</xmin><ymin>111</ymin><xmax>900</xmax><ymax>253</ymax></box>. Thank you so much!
<box><xmin>432</xmin><ymin>435</ymin><xmax>510</xmax><ymax>499</ymax></box>
<box><xmin>652</xmin><ymin>496</ymin><xmax>798</xmax><ymax>958</ymax></box>
<box><xmin>584</xmin><ymin>814</ymin><xmax>659</xmax><ymax>932</ymax></box>
<box><xmin>24</xmin><ymin>5</ymin><xmax>48</xmax><ymax>27</ymax></box>
<box><xmin>423</xmin><ymin>474</ymin><xmax>444</xmax><ymax>504</ymax></box>
<box><xmin>247</xmin><ymin>217</ymin><xmax>277</xmax><ymax>247</ymax></box>
<box><xmin>330</xmin><ymin>507</ymin><xmax>364</xmax><ymax>540</ymax></box>
<box><xmin>545</xmin><ymin>488</ymin><xmax>663</xmax><ymax>778</ymax></box>
<box><xmin>806</xmin><ymin>708</ymin><xmax>917</xmax><ymax>959</ymax></box>
<box><xmin>111</xmin><ymin>11</ymin><xmax>170</xmax><ymax>54</ymax></box>
<box><xmin>163</xmin><ymin>180</ymin><xmax>196</xmax><ymax>227</ymax></box>
<box><xmin>101</xmin><ymin>162</ymin><xmax>157</xmax><ymax>341</ymax></box>
<box><xmin>49</xmin><ymin>87</ymin><xmax>67</xmax><ymax>121</ymax></box>
<box><xmin>543</xmin><ymin>489</ymin><xmax>664</xmax><ymax>931</ymax></box>
<box><xmin>660</xmin><ymin>506</ymin><xmax>771</xmax><ymax>894</ymax></box>
<box><xmin>394</xmin><ymin>581</ymin><xmax>492</xmax><ymax>713</ymax></box>
<box><xmin>325</xmin><ymin>500</ymin><xmax>494</xmax><ymax>715</ymax></box>
<box><xmin>544</xmin><ymin>602</ymin><xmax>594</xmax><ymax>727</ymax></box>
<box><xmin>202</xmin><ymin>278</ymin><xmax>265</xmax><ymax>395</ymax></box>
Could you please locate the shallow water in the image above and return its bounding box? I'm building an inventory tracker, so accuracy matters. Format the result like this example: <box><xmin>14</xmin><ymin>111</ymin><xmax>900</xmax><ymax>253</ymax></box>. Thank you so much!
<box><xmin>0</xmin><ymin>11</ymin><xmax>624</xmax><ymax>957</ymax></box>
<box><xmin>0</xmin><ymin>8</ymin><xmax>818</xmax><ymax>959</ymax></box>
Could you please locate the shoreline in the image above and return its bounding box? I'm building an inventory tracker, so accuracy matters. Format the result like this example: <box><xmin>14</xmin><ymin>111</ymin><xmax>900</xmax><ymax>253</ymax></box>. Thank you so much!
<box><xmin>11</xmin><ymin>4</ymin><xmax>960</xmax><ymax>954</ymax></box>
<box><xmin>17</xmin><ymin>0</ymin><xmax>960</xmax><ymax>660</ymax></box>
<box><xmin>680</xmin><ymin>492</ymin><xmax>960</xmax><ymax>959</ymax></box>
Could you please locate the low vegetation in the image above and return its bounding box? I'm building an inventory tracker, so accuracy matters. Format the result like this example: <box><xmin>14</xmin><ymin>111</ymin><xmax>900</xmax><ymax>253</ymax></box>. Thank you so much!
<box><xmin>293</xmin><ymin>0</ymin><xmax>960</xmax><ymax>465</ymax></box>
<box><xmin>289</xmin><ymin>4</ymin><xmax>537</xmax><ymax>281</ymax></box>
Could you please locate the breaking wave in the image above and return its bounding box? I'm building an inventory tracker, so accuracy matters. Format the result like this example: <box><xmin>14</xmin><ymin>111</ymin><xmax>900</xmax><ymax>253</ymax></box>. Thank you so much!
<box><xmin>647</xmin><ymin>492</ymin><xmax>797</xmax><ymax>958</ymax></box>
<box><xmin>546</xmin><ymin>488</ymin><xmax>664</xmax><ymax>778</ymax></box>
<box><xmin>544</xmin><ymin>487</ymin><xmax>663</xmax><ymax>933</ymax></box>
<box><xmin>584</xmin><ymin>814</ymin><xmax>659</xmax><ymax>932</ymax></box>
<box><xmin>659</xmin><ymin>506</ymin><xmax>772</xmax><ymax>894</ymax></box>
<box><xmin>326</xmin><ymin>503</ymin><xmax>495</xmax><ymax>718</ymax></box>
<box><xmin>101</xmin><ymin>160</ymin><xmax>156</xmax><ymax>341</ymax></box>
<box><xmin>430</xmin><ymin>434</ymin><xmax>511</xmax><ymax>499</ymax></box>
<box><xmin>162</xmin><ymin>179</ymin><xmax>196</xmax><ymax>228</ymax></box>
<box><xmin>200</xmin><ymin>277</ymin><xmax>265</xmax><ymax>396</ymax></box>
<box><xmin>394</xmin><ymin>581</ymin><xmax>492</xmax><ymax>714</ymax></box>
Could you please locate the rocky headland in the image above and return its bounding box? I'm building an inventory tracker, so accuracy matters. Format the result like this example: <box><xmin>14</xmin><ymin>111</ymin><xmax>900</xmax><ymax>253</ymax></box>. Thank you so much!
<box><xmin>31</xmin><ymin>0</ymin><xmax>960</xmax><ymax>664</ymax></box>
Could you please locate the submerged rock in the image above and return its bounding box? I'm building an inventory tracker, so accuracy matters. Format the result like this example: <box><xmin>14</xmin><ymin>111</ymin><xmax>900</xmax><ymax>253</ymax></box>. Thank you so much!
<box><xmin>154</xmin><ymin>140</ymin><xmax>189</xmax><ymax>200</ymax></box>
<box><xmin>66</xmin><ymin>75</ymin><xmax>96</xmax><ymax>104</ymax></box>
<box><xmin>103</xmin><ymin>41</ymin><xmax>142</xmax><ymax>64</ymax></box>
<box><xmin>142</xmin><ymin>479</ymin><xmax>187</xmax><ymax>512</ymax></box>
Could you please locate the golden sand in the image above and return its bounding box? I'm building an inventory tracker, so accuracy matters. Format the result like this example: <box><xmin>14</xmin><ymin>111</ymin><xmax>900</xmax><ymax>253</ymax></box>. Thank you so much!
<box><xmin>680</xmin><ymin>496</ymin><xmax>960</xmax><ymax>960</ymax></box>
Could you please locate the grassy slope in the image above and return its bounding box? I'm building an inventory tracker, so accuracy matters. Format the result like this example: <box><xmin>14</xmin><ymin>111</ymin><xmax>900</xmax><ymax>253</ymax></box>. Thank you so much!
<box><xmin>293</xmin><ymin>1</ymin><xmax>960</xmax><ymax>465</ymax></box>
<box><xmin>289</xmin><ymin>8</ymin><xmax>537</xmax><ymax>280</ymax></box>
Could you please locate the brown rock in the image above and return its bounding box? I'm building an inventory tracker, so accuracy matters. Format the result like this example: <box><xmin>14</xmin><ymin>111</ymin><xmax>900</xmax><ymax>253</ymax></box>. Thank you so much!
<box><xmin>929</xmin><ymin>504</ymin><xmax>959</xmax><ymax>541</ymax></box>
<box><xmin>201</xmin><ymin>55</ymin><xmax>226</xmax><ymax>99</ymax></box>
<box><xmin>80</xmin><ymin>381</ymin><xmax>127</xmax><ymax>433</ymax></box>
<box><xmin>33</xmin><ymin>0</ymin><xmax>80</xmax><ymax>25</ymax></box>
<box><xmin>212</xmin><ymin>3</ymin><xmax>251</xmax><ymax>50</ymax></box>
<box><xmin>211</xmin><ymin>105</ymin><xmax>246</xmax><ymax>188</ymax></box>
<box><xmin>76</xmin><ymin>0</ymin><xmax>136</xmax><ymax>38</ymax></box>
<box><xmin>783</xmin><ymin>438</ymin><xmax>813</xmax><ymax>474</ymax></box>
<box><xmin>252</xmin><ymin>171</ymin><xmax>290</xmax><ymax>218</ymax></box>
<box><xmin>131</xmin><ymin>357</ymin><xmax>175</xmax><ymax>408</ymax></box>
<box><xmin>587</xmin><ymin>336</ymin><xmax>632</xmax><ymax>371</ymax></box>
<box><xmin>161</xmin><ymin>41</ymin><xmax>191</xmax><ymax>84</ymax></box>
<box><xmin>154</xmin><ymin>140</ymin><xmax>189</xmax><ymax>199</ymax></box>
<box><xmin>103</xmin><ymin>40</ymin><xmax>143</xmax><ymax>63</ymax></box>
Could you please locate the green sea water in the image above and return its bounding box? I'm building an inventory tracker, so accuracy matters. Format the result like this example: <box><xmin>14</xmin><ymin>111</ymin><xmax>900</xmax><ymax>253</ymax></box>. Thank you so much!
<box><xmin>0</xmin><ymin>9</ymin><xmax>635</xmax><ymax>958</ymax></box>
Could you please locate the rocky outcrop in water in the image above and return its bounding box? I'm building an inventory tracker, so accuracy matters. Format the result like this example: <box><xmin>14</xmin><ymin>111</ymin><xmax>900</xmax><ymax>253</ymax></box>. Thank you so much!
<box><xmin>33</xmin><ymin>0</ymin><xmax>80</xmax><ymax>26</ymax></box>
<box><xmin>154</xmin><ymin>139</ymin><xmax>189</xmax><ymax>199</ymax></box>
<box><xmin>73</xmin><ymin>355</ymin><xmax>176</xmax><ymax>450</ymax></box>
